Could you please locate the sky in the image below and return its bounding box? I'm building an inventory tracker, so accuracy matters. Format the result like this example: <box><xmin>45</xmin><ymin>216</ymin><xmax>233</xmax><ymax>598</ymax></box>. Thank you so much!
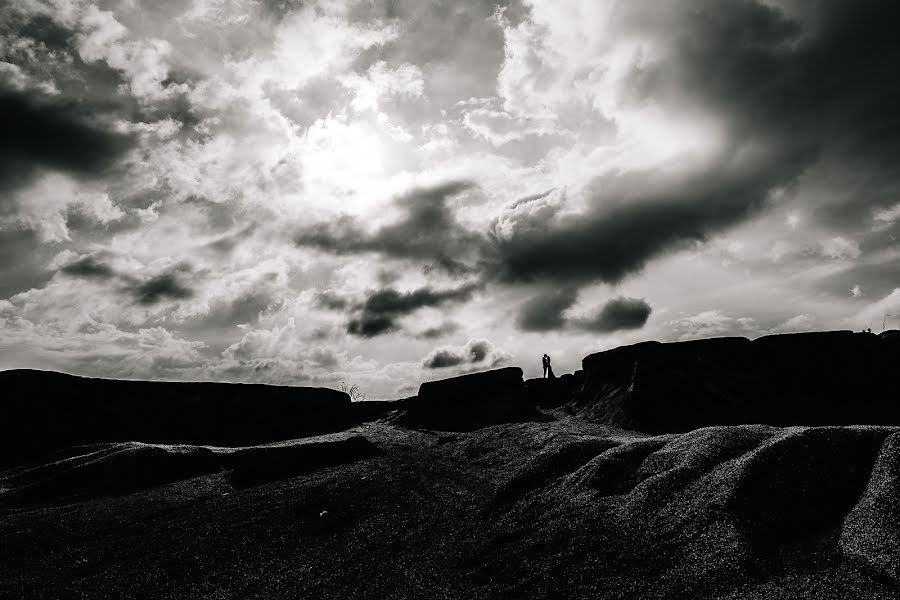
<box><xmin>1</xmin><ymin>0</ymin><xmax>899</xmax><ymax>397</ymax></box>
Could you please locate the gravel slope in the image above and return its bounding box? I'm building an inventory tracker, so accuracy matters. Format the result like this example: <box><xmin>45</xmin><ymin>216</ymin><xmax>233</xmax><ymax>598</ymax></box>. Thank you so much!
<box><xmin>2</xmin><ymin>416</ymin><xmax>898</xmax><ymax>599</ymax></box>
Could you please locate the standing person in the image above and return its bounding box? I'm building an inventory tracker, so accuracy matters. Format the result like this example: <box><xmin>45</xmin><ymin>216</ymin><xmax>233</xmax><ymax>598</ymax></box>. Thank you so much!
<box><xmin>542</xmin><ymin>354</ymin><xmax>549</xmax><ymax>378</ymax></box>
<box><xmin>546</xmin><ymin>355</ymin><xmax>556</xmax><ymax>379</ymax></box>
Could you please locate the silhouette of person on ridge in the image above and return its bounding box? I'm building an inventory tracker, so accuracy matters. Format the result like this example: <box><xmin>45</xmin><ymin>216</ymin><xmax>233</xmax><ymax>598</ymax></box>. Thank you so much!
<box><xmin>542</xmin><ymin>354</ymin><xmax>556</xmax><ymax>379</ymax></box>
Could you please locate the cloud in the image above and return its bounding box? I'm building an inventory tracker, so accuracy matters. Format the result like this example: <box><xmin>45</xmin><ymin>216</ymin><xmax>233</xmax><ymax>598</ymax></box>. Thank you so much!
<box><xmin>0</xmin><ymin>229</ymin><xmax>54</xmax><ymax>299</ymax></box>
<box><xmin>129</xmin><ymin>267</ymin><xmax>194</xmax><ymax>305</ymax></box>
<box><xmin>316</xmin><ymin>290</ymin><xmax>351</xmax><ymax>311</ymax></box>
<box><xmin>516</xmin><ymin>286</ymin><xmax>578</xmax><ymax>332</ymax></box>
<box><xmin>222</xmin><ymin>318</ymin><xmax>304</xmax><ymax>362</ymax></box>
<box><xmin>204</xmin><ymin>224</ymin><xmax>258</xmax><ymax>254</ymax></box>
<box><xmin>218</xmin><ymin>317</ymin><xmax>380</xmax><ymax>385</ymax></box>
<box><xmin>0</xmin><ymin>91</ymin><xmax>135</xmax><ymax>192</ymax></box>
<box><xmin>422</xmin><ymin>348</ymin><xmax>465</xmax><ymax>369</ymax></box>
<box><xmin>874</xmin><ymin>203</ymin><xmax>900</xmax><ymax>227</ymax></box>
<box><xmin>821</xmin><ymin>236</ymin><xmax>861</xmax><ymax>260</ymax></box>
<box><xmin>486</xmin><ymin>158</ymin><xmax>802</xmax><ymax>285</ymax></box>
<box><xmin>462</xmin><ymin>107</ymin><xmax>551</xmax><ymax>146</ymax></box>
<box><xmin>0</xmin><ymin>312</ymin><xmax>207</xmax><ymax>381</ymax></box>
<box><xmin>422</xmin><ymin>338</ymin><xmax>511</xmax><ymax>369</ymax></box>
<box><xmin>667</xmin><ymin>310</ymin><xmax>757</xmax><ymax>340</ymax></box>
<box><xmin>347</xmin><ymin>282</ymin><xmax>479</xmax><ymax>337</ymax></box>
<box><xmin>6</xmin><ymin>0</ymin><xmax>900</xmax><ymax>398</ymax></box>
<box><xmin>59</xmin><ymin>255</ymin><xmax>114</xmax><ymax>279</ymax></box>
<box><xmin>341</xmin><ymin>60</ymin><xmax>424</xmax><ymax>113</ymax></box>
<box><xmin>180</xmin><ymin>289</ymin><xmax>277</xmax><ymax>332</ymax></box>
<box><xmin>574</xmin><ymin>296</ymin><xmax>652</xmax><ymax>333</ymax></box>
<box><xmin>76</xmin><ymin>5</ymin><xmax>177</xmax><ymax>102</ymax></box>
<box><xmin>769</xmin><ymin>313</ymin><xmax>817</xmax><ymax>334</ymax></box>
<box><xmin>302</xmin><ymin>166</ymin><xmax>787</xmax><ymax>298</ymax></box>
<box><xmin>296</xmin><ymin>181</ymin><xmax>485</xmax><ymax>274</ymax></box>
<box><xmin>854</xmin><ymin>288</ymin><xmax>900</xmax><ymax>330</ymax></box>
<box><xmin>415</xmin><ymin>320</ymin><xmax>460</xmax><ymax>339</ymax></box>
<box><xmin>347</xmin><ymin>313</ymin><xmax>397</xmax><ymax>338</ymax></box>
<box><xmin>481</xmin><ymin>0</ymin><xmax>900</xmax><ymax>284</ymax></box>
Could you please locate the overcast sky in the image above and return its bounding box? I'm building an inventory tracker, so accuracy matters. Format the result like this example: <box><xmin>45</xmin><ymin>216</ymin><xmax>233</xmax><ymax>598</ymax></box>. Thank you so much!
<box><xmin>1</xmin><ymin>0</ymin><xmax>899</xmax><ymax>397</ymax></box>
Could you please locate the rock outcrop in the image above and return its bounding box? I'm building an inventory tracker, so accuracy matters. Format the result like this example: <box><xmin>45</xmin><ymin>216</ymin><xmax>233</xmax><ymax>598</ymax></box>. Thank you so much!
<box><xmin>571</xmin><ymin>330</ymin><xmax>900</xmax><ymax>433</ymax></box>
<box><xmin>0</xmin><ymin>369</ymin><xmax>353</xmax><ymax>466</ymax></box>
<box><xmin>402</xmin><ymin>367</ymin><xmax>534</xmax><ymax>430</ymax></box>
<box><xmin>524</xmin><ymin>370</ymin><xmax>585</xmax><ymax>408</ymax></box>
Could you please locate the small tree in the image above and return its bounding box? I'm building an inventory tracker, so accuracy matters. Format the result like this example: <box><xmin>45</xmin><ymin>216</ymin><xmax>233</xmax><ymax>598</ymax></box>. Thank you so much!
<box><xmin>340</xmin><ymin>381</ymin><xmax>366</xmax><ymax>402</ymax></box>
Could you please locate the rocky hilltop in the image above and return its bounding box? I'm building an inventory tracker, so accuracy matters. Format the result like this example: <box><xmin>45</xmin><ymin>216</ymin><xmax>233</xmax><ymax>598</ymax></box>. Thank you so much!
<box><xmin>571</xmin><ymin>329</ymin><xmax>900</xmax><ymax>433</ymax></box>
<box><xmin>0</xmin><ymin>370</ymin><xmax>354</xmax><ymax>467</ymax></box>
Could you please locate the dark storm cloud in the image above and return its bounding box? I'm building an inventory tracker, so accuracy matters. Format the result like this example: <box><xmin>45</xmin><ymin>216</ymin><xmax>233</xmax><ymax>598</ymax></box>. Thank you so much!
<box><xmin>348</xmin><ymin>314</ymin><xmax>397</xmax><ymax>337</ymax></box>
<box><xmin>360</xmin><ymin>284</ymin><xmax>477</xmax><ymax>316</ymax></box>
<box><xmin>415</xmin><ymin>320</ymin><xmax>460</xmax><ymax>339</ymax></box>
<box><xmin>60</xmin><ymin>255</ymin><xmax>114</xmax><ymax>279</ymax></box>
<box><xmin>16</xmin><ymin>13</ymin><xmax>74</xmax><ymax>50</ymax></box>
<box><xmin>347</xmin><ymin>283</ymin><xmax>479</xmax><ymax>337</ymax></box>
<box><xmin>516</xmin><ymin>286</ymin><xmax>578</xmax><ymax>332</ymax></box>
<box><xmin>625</xmin><ymin>0</ymin><xmax>900</xmax><ymax>214</ymax></box>
<box><xmin>0</xmin><ymin>92</ymin><xmax>136</xmax><ymax>192</ymax></box>
<box><xmin>302</xmin><ymin>168</ymin><xmax>779</xmax><ymax>291</ymax></box>
<box><xmin>574</xmin><ymin>297</ymin><xmax>652</xmax><ymax>333</ymax></box>
<box><xmin>467</xmin><ymin>339</ymin><xmax>492</xmax><ymax>362</ymax></box>
<box><xmin>296</xmin><ymin>181</ymin><xmax>486</xmax><ymax>275</ymax></box>
<box><xmin>482</xmin><ymin>0</ymin><xmax>900</xmax><ymax>285</ymax></box>
<box><xmin>53</xmin><ymin>255</ymin><xmax>203</xmax><ymax>308</ymax></box>
<box><xmin>421</xmin><ymin>338</ymin><xmax>508</xmax><ymax>369</ymax></box>
<box><xmin>514</xmin><ymin>287</ymin><xmax>651</xmax><ymax>334</ymax></box>
<box><xmin>487</xmin><ymin>159</ymin><xmax>801</xmax><ymax>285</ymax></box>
<box><xmin>129</xmin><ymin>268</ymin><xmax>194</xmax><ymax>305</ymax></box>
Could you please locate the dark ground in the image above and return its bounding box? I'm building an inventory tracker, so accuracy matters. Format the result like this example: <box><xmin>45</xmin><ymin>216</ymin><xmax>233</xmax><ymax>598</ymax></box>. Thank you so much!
<box><xmin>2</xmin><ymin>414</ymin><xmax>898</xmax><ymax>599</ymax></box>
<box><xmin>3</xmin><ymin>331</ymin><xmax>899</xmax><ymax>599</ymax></box>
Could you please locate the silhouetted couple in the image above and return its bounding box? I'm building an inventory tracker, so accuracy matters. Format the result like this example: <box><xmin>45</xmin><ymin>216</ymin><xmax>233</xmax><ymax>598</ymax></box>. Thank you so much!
<box><xmin>542</xmin><ymin>354</ymin><xmax>555</xmax><ymax>379</ymax></box>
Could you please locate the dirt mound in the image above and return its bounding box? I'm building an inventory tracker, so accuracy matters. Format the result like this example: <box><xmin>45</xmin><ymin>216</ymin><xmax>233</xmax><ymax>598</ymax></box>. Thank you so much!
<box><xmin>3</xmin><ymin>420</ymin><xmax>899</xmax><ymax>599</ymax></box>
<box><xmin>0</xmin><ymin>369</ymin><xmax>354</xmax><ymax>466</ymax></box>
<box><xmin>402</xmin><ymin>367</ymin><xmax>536</xmax><ymax>430</ymax></box>
<box><xmin>840</xmin><ymin>432</ymin><xmax>900</xmax><ymax>585</ymax></box>
<box><xmin>571</xmin><ymin>331</ymin><xmax>900</xmax><ymax>433</ymax></box>
<box><xmin>228</xmin><ymin>435</ymin><xmax>380</xmax><ymax>488</ymax></box>
<box><xmin>480</xmin><ymin>424</ymin><xmax>899</xmax><ymax>598</ymax></box>
<box><xmin>0</xmin><ymin>442</ymin><xmax>221</xmax><ymax>505</ymax></box>
<box><xmin>0</xmin><ymin>433</ymin><xmax>380</xmax><ymax>506</ymax></box>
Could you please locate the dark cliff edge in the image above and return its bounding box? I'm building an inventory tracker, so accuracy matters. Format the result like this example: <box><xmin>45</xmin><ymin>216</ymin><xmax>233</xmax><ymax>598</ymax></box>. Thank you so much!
<box><xmin>571</xmin><ymin>330</ymin><xmax>900</xmax><ymax>433</ymax></box>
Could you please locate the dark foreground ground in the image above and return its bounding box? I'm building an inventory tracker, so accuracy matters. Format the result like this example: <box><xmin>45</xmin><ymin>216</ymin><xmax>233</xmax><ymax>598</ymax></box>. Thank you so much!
<box><xmin>3</xmin><ymin>414</ymin><xmax>899</xmax><ymax>599</ymax></box>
